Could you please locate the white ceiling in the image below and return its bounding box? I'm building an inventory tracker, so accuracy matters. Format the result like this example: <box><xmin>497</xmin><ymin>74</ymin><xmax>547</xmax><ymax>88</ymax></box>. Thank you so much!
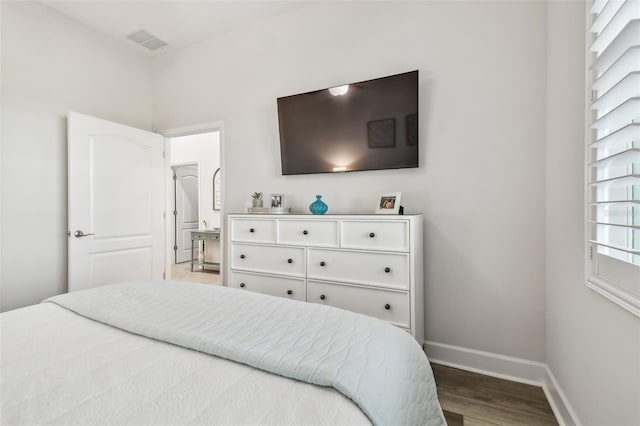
<box><xmin>40</xmin><ymin>1</ymin><xmax>313</xmax><ymax>56</ymax></box>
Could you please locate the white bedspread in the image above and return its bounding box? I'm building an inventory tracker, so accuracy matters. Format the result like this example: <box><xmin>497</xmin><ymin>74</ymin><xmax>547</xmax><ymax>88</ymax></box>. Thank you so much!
<box><xmin>1</xmin><ymin>303</ymin><xmax>370</xmax><ymax>425</ymax></box>
<box><xmin>2</xmin><ymin>281</ymin><xmax>445</xmax><ymax>425</ymax></box>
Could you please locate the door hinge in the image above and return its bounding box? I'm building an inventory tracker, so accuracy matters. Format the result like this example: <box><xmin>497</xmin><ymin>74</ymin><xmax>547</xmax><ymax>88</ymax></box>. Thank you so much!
<box><xmin>173</xmin><ymin>245</ymin><xmax>178</xmax><ymax>251</ymax></box>
<box><xmin>590</xmin><ymin>90</ymin><xmax>597</xmax><ymax>102</ymax></box>
<box><xmin>589</xmin><ymin>245</ymin><xmax>594</xmax><ymax>260</ymax></box>
<box><xmin>173</xmin><ymin>174</ymin><xmax>177</xmax><ymax>181</ymax></box>
<box><xmin>173</xmin><ymin>210</ymin><xmax>177</xmax><ymax>216</ymax></box>
<box><xmin>163</xmin><ymin>272</ymin><xmax>166</xmax><ymax>280</ymax></box>
<box><xmin>163</xmin><ymin>211</ymin><xmax>166</xmax><ymax>219</ymax></box>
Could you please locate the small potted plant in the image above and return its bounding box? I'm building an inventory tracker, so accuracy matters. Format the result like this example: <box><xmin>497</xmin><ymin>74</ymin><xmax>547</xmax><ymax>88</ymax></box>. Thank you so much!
<box><xmin>251</xmin><ymin>192</ymin><xmax>263</xmax><ymax>208</ymax></box>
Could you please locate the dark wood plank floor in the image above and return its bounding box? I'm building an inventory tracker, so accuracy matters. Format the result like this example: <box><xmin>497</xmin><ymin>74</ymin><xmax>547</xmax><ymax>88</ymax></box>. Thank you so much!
<box><xmin>432</xmin><ymin>364</ymin><xmax>558</xmax><ymax>426</ymax></box>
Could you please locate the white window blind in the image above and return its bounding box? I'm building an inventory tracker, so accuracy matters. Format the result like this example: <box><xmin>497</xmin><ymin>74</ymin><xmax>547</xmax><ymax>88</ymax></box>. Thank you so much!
<box><xmin>587</xmin><ymin>0</ymin><xmax>640</xmax><ymax>317</ymax></box>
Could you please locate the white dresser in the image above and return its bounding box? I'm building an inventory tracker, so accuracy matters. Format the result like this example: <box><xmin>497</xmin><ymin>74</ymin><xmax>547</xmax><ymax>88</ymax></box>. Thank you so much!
<box><xmin>226</xmin><ymin>214</ymin><xmax>424</xmax><ymax>342</ymax></box>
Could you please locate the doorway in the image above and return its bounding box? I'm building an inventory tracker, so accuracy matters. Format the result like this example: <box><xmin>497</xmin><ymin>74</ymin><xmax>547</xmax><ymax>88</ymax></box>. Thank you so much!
<box><xmin>173</xmin><ymin>163</ymin><xmax>199</xmax><ymax>263</ymax></box>
<box><xmin>167</xmin><ymin>129</ymin><xmax>221</xmax><ymax>285</ymax></box>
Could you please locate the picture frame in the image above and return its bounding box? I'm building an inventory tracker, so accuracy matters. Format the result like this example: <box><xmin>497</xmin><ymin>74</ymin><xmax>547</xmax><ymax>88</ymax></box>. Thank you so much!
<box><xmin>270</xmin><ymin>194</ymin><xmax>284</xmax><ymax>208</ymax></box>
<box><xmin>375</xmin><ymin>192</ymin><xmax>402</xmax><ymax>214</ymax></box>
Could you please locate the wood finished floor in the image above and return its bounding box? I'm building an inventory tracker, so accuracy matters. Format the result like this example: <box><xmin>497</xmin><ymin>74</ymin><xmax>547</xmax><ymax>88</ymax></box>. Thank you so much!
<box><xmin>432</xmin><ymin>364</ymin><xmax>558</xmax><ymax>426</ymax></box>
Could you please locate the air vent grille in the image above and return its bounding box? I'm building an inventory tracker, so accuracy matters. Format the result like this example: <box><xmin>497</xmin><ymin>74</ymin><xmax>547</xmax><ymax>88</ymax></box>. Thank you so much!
<box><xmin>126</xmin><ymin>30</ymin><xmax>168</xmax><ymax>52</ymax></box>
<box><xmin>141</xmin><ymin>38</ymin><xmax>168</xmax><ymax>51</ymax></box>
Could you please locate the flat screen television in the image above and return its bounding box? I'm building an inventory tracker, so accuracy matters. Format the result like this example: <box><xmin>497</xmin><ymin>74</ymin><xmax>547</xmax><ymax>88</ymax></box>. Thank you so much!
<box><xmin>277</xmin><ymin>70</ymin><xmax>418</xmax><ymax>175</ymax></box>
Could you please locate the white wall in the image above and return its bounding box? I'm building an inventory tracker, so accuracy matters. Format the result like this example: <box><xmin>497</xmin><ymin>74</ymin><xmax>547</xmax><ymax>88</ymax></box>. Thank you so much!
<box><xmin>152</xmin><ymin>1</ymin><xmax>548</xmax><ymax>361</ymax></box>
<box><xmin>545</xmin><ymin>2</ymin><xmax>640</xmax><ymax>425</ymax></box>
<box><xmin>170</xmin><ymin>132</ymin><xmax>221</xmax><ymax>229</ymax></box>
<box><xmin>0</xmin><ymin>2</ymin><xmax>153</xmax><ymax>312</ymax></box>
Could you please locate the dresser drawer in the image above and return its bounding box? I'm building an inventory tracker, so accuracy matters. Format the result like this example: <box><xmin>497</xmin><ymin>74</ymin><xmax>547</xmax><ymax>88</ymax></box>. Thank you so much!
<box><xmin>278</xmin><ymin>219</ymin><xmax>339</xmax><ymax>247</ymax></box>
<box><xmin>340</xmin><ymin>220</ymin><xmax>409</xmax><ymax>252</ymax></box>
<box><xmin>230</xmin><ymin>219</ymin><xmax>276</xmax><ymax>244</ymax></box>
<box><xmin>230</xmin><ymin>243</ymin><xmax>305</xmax><ymax>277</ymax></box>
<box><xmin>308</xmin><ymin>280</ymin><xmax>410</xmax><ymax>328</ymax></box>
<box><xmin>230</xmin><ymin>271</ymin><xmax>305</xmax><ymax>301</ymax></box>
<box><xmin>307</xmin><ymin>249</ymin><xmax>409</xmax><ymax>290</ymax></box>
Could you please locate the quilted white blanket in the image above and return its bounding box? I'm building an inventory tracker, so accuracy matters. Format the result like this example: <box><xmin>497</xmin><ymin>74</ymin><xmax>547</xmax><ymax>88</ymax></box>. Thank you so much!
<box><xmin>2</xmin><ymin>303</ymin><xmax>369</xmax><ymax>425</ymax></box>
<box><xmin>43</xmin><ymin>281</ymin><xmax>445</xmax><ymax>426</ymax></box>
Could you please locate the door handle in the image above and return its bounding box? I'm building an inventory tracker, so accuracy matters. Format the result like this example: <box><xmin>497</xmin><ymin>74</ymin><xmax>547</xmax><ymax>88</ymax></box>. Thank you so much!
<box><xmin>73</xmin><ymin>230</ymin><xmax>94</xmax><ymax>238</ymax></box>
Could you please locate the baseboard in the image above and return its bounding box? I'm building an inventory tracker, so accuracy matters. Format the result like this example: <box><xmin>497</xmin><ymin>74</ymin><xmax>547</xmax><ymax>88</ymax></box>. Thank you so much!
<box><xmin>424</xmin><ymin>340</ymin><xmax>547</xmax><ymax>385</ymax></box>
<box><xmin>541</xmin><ymin>365</ymin><xmax>582</xmax><ymax>426</ymax></box>
<box><xmin>424</xmin><ymin>340</ymin><xmax>581</xmax><ymax>426</ymax></box>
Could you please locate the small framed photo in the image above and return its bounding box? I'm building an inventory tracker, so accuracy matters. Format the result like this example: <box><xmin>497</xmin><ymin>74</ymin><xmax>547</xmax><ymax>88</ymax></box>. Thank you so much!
<box><xmin>375</xmin><ymin>192</ymin><xmax>402</xmax><ymax>214</ymax></box>
<box><xmin>270</xmin><ymin>194</ymin><xmax>284</xmax><ymax>208</ymax></box>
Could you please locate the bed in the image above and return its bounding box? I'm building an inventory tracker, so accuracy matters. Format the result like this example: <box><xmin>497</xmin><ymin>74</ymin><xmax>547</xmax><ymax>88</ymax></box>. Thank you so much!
<box><xmin>1</xmin><ymin>281</ymin><xmax>445</xmax><ymax>425</ymax></box>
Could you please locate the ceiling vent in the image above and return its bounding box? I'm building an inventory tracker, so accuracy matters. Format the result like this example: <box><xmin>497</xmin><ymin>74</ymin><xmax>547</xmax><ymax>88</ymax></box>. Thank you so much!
<box><xmin>126</xmin><ymin>30</ymin><xmax>168</xmax><ymax>52</ymax></box>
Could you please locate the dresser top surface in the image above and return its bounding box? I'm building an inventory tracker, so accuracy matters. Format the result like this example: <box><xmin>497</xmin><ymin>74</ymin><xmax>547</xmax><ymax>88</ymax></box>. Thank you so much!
<box><xmin>229</xmin><ymin>213</ymin><xmax>422</xmax><ymax>218</ymax></box>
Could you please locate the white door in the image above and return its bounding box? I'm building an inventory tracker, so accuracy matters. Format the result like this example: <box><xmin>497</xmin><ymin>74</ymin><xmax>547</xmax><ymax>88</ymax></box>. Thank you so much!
<box><xmin>174</xmin><ymin>165</ymin><xmax>199</xmax><ymax>263</ymax></box>
<box><xmin>68</xmin><ymin>112</ymin><xmax>165</xmax><ymax>292</ymax></box>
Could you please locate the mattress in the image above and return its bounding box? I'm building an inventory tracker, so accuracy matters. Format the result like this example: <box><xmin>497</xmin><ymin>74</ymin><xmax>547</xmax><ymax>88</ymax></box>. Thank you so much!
<box><xmin>1</xmin><ymin>303</ymin><xmax>370</xmax><ymax>425</ymax></box>
<box><xmin>2</xmin><ymin>281</ymin><xmax>445</xmax><ymax>425</ymax></box>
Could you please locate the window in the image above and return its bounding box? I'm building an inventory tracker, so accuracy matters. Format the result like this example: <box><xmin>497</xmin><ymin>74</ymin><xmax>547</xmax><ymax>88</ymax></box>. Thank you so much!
<box><xmin>587</xmin><ymin>0</ymin><xmax>640</xmax><ymax>317</ymax></box>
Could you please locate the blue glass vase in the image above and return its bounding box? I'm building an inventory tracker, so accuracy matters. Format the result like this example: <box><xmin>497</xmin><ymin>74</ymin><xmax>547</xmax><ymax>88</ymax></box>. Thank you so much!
<box><xmin>309</xmin><ymin>195</ymin><xmax>328</xmax><ymax>215</ymax></box>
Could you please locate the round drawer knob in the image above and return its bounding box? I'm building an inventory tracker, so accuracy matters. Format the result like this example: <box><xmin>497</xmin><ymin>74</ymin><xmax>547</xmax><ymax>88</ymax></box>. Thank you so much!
<box><xmin>287</xmin><ymin>290</ymin><xmax>293</xmax><ymax>295</ymax></box>
<box><xmin>384</xmin><ymin>267</ymin><xmax>390</xmax><ymax>273</ymax></box>
<box><xmin>240</xmin><ymin>254</ymin><xmax>245</xmax><ymax>259</ymax></box>
<box><xmin>369</xmin><ymin>232</ymin><xmax>375</xmax><ymax>238</ymax></box>
<box><xmin>320</xmin><ymin>261</ymin><xmax>326</xmax><ymax>267</ymax></box>
<box><xmin>287</xmin><ymin>258</ymin><xmax>293</xmax><ymax>264</ymax></box>
<box><xmin>320</xmin><ymin>294</ymin><xmax>326</xmax><ymax>300</ymax></box>
<box><xmin>384</xmin><ymin>304</ymin><xmax>391</xmax><ymax>310</ymax></box>
<box><xmin>249</xmin><ymin>228</ymin><xmax>255</xmax><ymax>233</ymax></box>
<box><xmin>303</xmin><ymin>230</ymin><xmax>308</xmax><ymax>235</ymax></box>
<box><xmin>240</xmin><ymin>283</ymin><xmax>245</xmax><ymax>288</ymax></box>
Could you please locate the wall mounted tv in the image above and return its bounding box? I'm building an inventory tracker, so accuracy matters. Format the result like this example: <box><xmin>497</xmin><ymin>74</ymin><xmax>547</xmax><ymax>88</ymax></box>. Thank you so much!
<box><xmin>277</xmin><ymin>70</ymin><xmax>418</xmax><ymax>175</ymax></box>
